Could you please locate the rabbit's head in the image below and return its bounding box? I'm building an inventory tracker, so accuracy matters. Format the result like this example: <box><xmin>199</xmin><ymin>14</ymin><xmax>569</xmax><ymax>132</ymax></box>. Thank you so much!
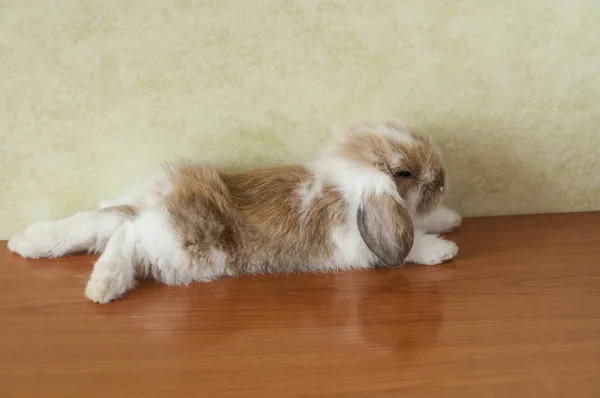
<box><xmin>322</xmin><ymin>122</ymin><xmax>446</xmax><ymax>217</ymax></box>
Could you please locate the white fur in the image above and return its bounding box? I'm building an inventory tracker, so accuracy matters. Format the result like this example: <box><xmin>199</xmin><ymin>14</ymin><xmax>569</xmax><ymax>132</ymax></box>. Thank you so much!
<box><xmin>129</xmin><ymin>208</ymin><xmax>194</xmax><ymax>285</ymax></box>
<box><xmin>415</xmin><ymin>205</ymin><xmax>462</xmax><ymax>234</ymax></box>
<box><xmin>311</xmin><ymin>155</ymin><xmax>397</xmax><ymax>205</ymax></box>
<box><xmin>84</xmin><ymin>206</ymin><xmax>228</xmax><ymax>303</ymax></box>
<box><xmin>84</xmin><ymin>222</ymin><xmax>137</xmax><ymax>304</ymax></box>
<box><xmin>406</xmin><ymin>229</ymin><xmax>458</xmax><ymax>265</ymax></box>
<box><xmin>297</xmin><ymin>178</ymin><xmax>323</xmax><ymax>218</ymax></box>
<box><xmin>311</xmin><ymin>154</ymin><xmax>398</xmax><ymax>270</ymax></box>
<box><xmin>8</xmin><ymin>210</ymin><xmax>129</xmax><ymax>258</ymax></box>
<box><xmin>329</xmin><ymin>214</ymin><xmax>379</xmax><ymax>270</ymax></box>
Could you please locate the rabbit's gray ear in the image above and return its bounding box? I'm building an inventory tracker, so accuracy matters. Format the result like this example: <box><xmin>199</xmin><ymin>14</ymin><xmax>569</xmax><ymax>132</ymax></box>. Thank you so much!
<box><xmin>357</xmin><ymin>195</ymin><xmax>414</xmax><ymax>266</ymax></box>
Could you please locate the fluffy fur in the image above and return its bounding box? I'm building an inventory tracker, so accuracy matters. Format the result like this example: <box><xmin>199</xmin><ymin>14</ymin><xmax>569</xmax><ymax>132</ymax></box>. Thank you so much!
<box><xmin>8</xmin><ymin>122</ymin><xmax>462</xmax><ymax>303</ymax></box>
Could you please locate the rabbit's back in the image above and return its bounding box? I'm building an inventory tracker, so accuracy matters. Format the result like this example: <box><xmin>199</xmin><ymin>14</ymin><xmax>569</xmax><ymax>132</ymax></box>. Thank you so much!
<box><xmin>165</xmin><ymin>163</ymin><xmax>349</xmax><ymax>275</ymax></box>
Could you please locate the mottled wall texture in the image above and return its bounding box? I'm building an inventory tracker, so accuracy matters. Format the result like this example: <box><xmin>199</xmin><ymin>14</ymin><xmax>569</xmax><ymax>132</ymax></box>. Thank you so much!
<box><xmin>1</xmin><ymin>1</ymin><xmax>599</xmax><ymax>238</ymax></box>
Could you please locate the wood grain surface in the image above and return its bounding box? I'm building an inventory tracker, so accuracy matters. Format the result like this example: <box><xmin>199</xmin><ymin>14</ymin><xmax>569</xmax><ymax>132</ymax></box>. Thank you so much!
<box><xmin>1</xmin><ymin>212</ymin><xmax>599</xmax><ymax>397</ymax></box>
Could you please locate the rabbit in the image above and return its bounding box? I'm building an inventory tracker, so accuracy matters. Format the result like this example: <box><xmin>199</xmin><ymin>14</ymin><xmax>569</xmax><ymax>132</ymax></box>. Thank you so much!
<box><xmin>7</xmin><ymin>122</ymin><xmax>462</xmax><ymax>303</ymax></box>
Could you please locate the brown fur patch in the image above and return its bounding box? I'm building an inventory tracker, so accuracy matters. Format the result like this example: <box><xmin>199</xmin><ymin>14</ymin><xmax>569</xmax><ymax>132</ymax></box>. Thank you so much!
<box><xmin>165</xmin><ymin>163</ymin><xmax>346</xmax><ymax>276</ymax></box>
<box><xmin>339</xmin><ymin>132</ymin><xmax>394</xmax><ymax>172</ymax></box>
<box><xmin>100</xmin><ymin>205</ymin><xmax>138</xmax><ymax>218</ymax></box>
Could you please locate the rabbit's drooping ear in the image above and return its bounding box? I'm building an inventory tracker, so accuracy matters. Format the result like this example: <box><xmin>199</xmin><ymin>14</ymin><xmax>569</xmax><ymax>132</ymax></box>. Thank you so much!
<box><xmin>357</xmin><ymin>195</ymin><xmax>414</xmax><ymax>266</ymax></box>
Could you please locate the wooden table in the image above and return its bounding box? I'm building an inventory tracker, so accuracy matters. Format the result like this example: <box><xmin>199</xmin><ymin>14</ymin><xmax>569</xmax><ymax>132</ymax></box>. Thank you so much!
<box><xmin>1</xmin><ymin>212</ymin><xmax>599</xmax><ymax>397</ymax></box>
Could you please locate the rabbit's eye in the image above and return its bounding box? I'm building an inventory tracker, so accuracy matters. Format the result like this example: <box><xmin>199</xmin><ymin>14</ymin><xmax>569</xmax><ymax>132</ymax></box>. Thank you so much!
<box><xmin>395</xmin><ymin>170</ymin><xmax>412</xmax><ymax>178</ymax></box>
